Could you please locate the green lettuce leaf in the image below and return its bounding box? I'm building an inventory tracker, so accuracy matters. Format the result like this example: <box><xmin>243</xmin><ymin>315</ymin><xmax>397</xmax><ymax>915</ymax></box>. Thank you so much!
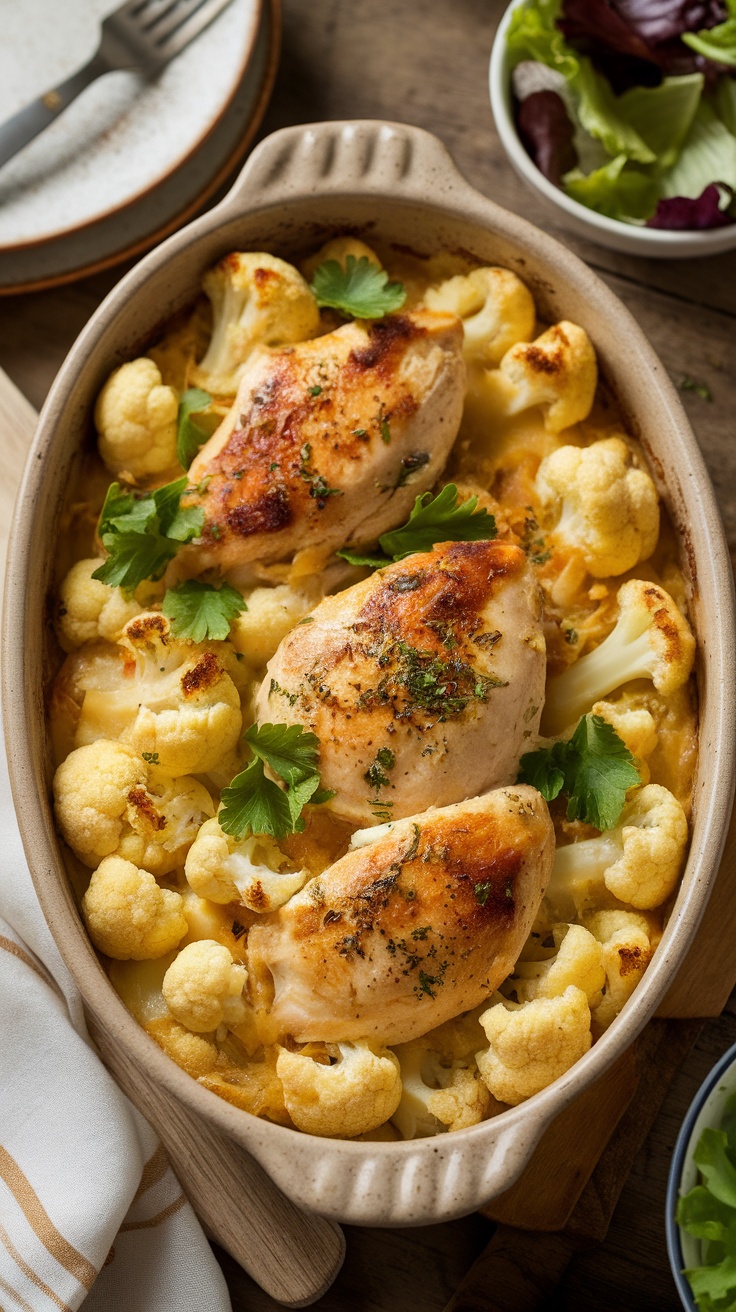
<box><xmin>616</xmin><ymin>74</ymin><xmax>704</xmax><ymax>172</ymax></box>
<box><xmin>660</xmin><ymin>101</ymin><xmax>736</xmax><ymax>200</ymax></box>
<box><xmin>683</xmin><ymin>18</ymin><xmax>736</xmax><ymax>68</ymax></box>
<box><xmin>563</xmin><ymin>154</ymin><xmax>659</xmax><ymax>220</ymax></box>
<box><xmin>716</xmin><ymin>76</ymin><xmax>736</xmax><ymax>136</ymax></box>
<box><xmin>506</xmin><ymin>0</ymin><xmax>579</xmax><ymax>79</ymax></box>
<box><xmin>572</xmin><ymin>58</ymin><xmax>655</xmax><ymax>164</ymax></box>
<box><xmin>695</xmin><ymin>1129</ymin><xmax>736</xmax><ymax>1209</ymax></box>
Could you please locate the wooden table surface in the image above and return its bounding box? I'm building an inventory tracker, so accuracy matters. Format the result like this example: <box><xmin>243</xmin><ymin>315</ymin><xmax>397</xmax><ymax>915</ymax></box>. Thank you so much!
<box><xmin>3</xmin><ymin>2</ymin><xmax>736</xmax><ymax>1308</ymax></box>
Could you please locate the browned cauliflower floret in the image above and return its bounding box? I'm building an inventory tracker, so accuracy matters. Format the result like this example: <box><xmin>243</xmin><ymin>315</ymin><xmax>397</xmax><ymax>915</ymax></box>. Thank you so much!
<box><xmin>543</xmin><ymin>580</ymin><xmax>696</xmax><ymax>736</ymax></box>
<box><xmin>591</xmin><ymin>698</ymin><xmax>658</xmax><ymax>784</ymax></box>
<box><xmin>184</xmin><ymin>819</ymin><xmax>307</xmax><ymax>912</ymax></box>
<box><xmin>486</xmin><ymin>321</ymin><xmax>597</xmax><ymax>433</ymax></box>
<box><xmin>230</xmin><ymin>584</ymin><xmax>317</xmax><ymax>669</ymax></box>
<box><xmin>423</xmin><ymin>267</ymin><xmax>536</xmax><ymax>366</ymax></box>
<box><xmin>476</xmin><ymin>986</ymin><xmax>592</xmax><ymax>1105</ymax></box>
<box><xmin>276</xmin><ymin>1041</ymin><xmax>402</xmax><ymax>1138</ymax></box>
<box><xmin>391</xmin><ymin>1040</ymin><xmax>492</xmax><ymax>1139</ymax></box>
<box><xmin>95</xmin><ymin>358</ymin><xmax>179</xmax><ymax>480</ymax></box>
<box><xmin>536</xmin><ymin>437</ymin><xmax>660</xmax><ymax>578</ymax></box>
<box><xmin>507</xmin><ymin>924</ymin><xmax>606</xmax><ymax>1007</ymax></box>
<box><xmin>82</xmin><ymin>856</ymin><xmax>187</xmax><ymax>960</ymax></box>
<box><xmin>584</xmin><ymin>910</ymin><xmax>654</xmax><ymax>1031</ymax></box>
<box><xmin>56</xmin><ymin>559</ymin><xmax>143</xmax><ymax>652</ymax></box>
<box><xmin>300</xmin><ymin>237</ymin><xmax>383</xmax><ymax>282</ymax></box>
<box><xmin>191</xmin><ymin>253</ymin><xmax>320</xmax><ymax>396</ymax></box>
<box><xmin>162</xmin><ymin>940</ymin><xmax>247</xmax><ymax>1033</ymax></box>
<box><xmin>53</xmin><ymin>739</ymin><xmax>214</xmax><ymax>873</ymax></box>
<box><xmin>547</xmin><ymin>784</ymin><xmax>688</xmax><ymax>913</ymax></box>
<box><xmin>70</xmin><ymin>612</ymin><xmax>243</xmax><ymax>778</ymax></box>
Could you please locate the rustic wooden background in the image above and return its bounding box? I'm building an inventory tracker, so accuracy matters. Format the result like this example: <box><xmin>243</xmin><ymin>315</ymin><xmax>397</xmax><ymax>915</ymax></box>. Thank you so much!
<box><xmin>2</xmin><ymin>1</ymin><xmax>735</xmax><ymax>1307</ymax></box>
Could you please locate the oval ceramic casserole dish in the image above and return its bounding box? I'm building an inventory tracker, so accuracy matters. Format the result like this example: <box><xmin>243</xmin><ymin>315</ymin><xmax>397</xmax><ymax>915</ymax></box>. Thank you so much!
<box><xmin>4</xmin><ymin>120</ymin><xmax>736</xmax><ymax>1227</ymax></box>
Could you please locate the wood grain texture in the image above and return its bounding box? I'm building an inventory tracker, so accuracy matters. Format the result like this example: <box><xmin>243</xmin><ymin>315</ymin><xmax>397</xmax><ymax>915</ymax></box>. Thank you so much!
<box><xmin>1</xmin><ymin>0</ymin><xmax>736</xmax><ymax>1305</ymax></box>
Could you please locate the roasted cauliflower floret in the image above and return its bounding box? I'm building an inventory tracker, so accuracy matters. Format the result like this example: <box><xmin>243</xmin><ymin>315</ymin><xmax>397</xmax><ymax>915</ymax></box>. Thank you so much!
<box><xmin>82</xmin><ymin>856</ymin><xmax>187</xmax><ymax>960</ymax></box>
<box><xmin>508</xmin><ymin>924</ymin><xmax>606</xmax><ymax>1007</ymax></box>
<box><xmin>185</xmin><ymin>818</ymin><xmax>308</xmax><ymax>912</ymax></box>
<box><xmin>476</xmin><ymin>986</ymin><xmax>592</xmax><ymax>1106</ymax></box>
<box><xmin>488</xmin><ymin>321</ymin><xmax>597</xmax><ymax>433</ymax></box>
<box><xmin>95</xmin><ymin>358</ymin><xmax>179</xmax><ymax>480</ymax></box>
<box><xmin>72</xmin><ymin>613</ymin><xmax>243</xmax><ymax>777</ymax></box>
<box><xmin>548</xmin><ymin>784</ymin><xmax>688</xmax><ymax>913</ymax></box>
<box><xmin>391</xmin><ymin>1041</ymin><xmax>492</xmax><ymax>1139</ymax></box>
<box><xmin>424</xmin><ymin>267</ymin><xmax>536</xmax><ymax>366</ymax></box>
<box><xmin>56</xmin><ymin>559</ymin><xmax>143</xmax><ymax>651</ymax></box>
<box><xmin>592</xmin><ymin>698</ymin><xmax>658</xmax><ymax>784</ymax></box>
<box><xmin>536</xmin><ymin>438</ymin><xmax>660</xmax><ymax>578</ymax></box>
<box><xmin>53</xmin><ymin>739</ymin><xmax>214</xmax><ymax>873</ymax></box>
<box><xmin>276</xmin><ymin>1041</ymin><xmax>402</xmax><ymax>1139</ymax></box>
<box><xmin>543</xmin><ymin>580</ymin><xmax>696</xmax><ymax>736</ymax></box>
<box><xmin>300</xmin><ymin>237</ymin><xmax>383</xmax><ymax>282</ymax></box>
<box><xmin>230</xmin><ymin>584</ymin><xmax>316</xmax><ymax>669</ymax></box>
<box><xmin>584</xmin><ymin>910</ymin><xmax>654</xmax><ymax>1030</ymax></box>
<box><xmin>162</xmin><ymin>939</ymin><xmax>247</xmax><ymax>1033</ymax></box>
<box><xmin>191</xmin><ymin>252</ymin><xmax>320</xmax><ymax>396</ymax></box>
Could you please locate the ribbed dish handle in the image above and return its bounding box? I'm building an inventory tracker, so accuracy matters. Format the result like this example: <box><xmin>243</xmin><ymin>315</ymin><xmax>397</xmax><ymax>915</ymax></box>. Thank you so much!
<box><xmin>216</xmin><ymin>119</ymin><xmax>481</xmax><ymax>212</ymax></box>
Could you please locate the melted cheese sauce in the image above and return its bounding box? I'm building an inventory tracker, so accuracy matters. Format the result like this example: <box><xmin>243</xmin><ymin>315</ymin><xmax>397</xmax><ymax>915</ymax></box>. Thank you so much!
<box><xmin>49</xmin><ymin>244</ymin><xmax>697</xmax><ymax>1138</ymax></box>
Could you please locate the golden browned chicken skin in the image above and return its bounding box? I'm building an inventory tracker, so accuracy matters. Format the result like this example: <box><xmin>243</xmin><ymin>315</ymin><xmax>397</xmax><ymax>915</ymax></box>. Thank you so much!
<box><xmin>181</xmin><ymin>310</ymin><xmax>466</xmax><ymax>572</ymax></box>
<box><xmin>247</xmin><ymin>787</ymin><xmax>554</xmax><ymax>1045</ymax></box>
<box><xmin>256</xmin><ymin>539</ymin><xmax>546</xmax><ymax>824</ymax></box>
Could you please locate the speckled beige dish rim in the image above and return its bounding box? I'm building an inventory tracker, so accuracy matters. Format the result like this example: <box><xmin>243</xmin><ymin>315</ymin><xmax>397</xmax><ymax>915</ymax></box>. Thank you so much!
<box><xmin>4</xmin><ymin>119</ymin><xmax>735</xmax><ymax>1228</ymax></box>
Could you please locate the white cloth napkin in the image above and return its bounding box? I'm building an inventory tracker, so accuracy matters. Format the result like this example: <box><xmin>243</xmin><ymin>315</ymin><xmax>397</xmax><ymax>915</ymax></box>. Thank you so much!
<box><xmin>0</xmin><ymin>734</ymin><xmax>233</xmax><ymax>1312</ymax></box>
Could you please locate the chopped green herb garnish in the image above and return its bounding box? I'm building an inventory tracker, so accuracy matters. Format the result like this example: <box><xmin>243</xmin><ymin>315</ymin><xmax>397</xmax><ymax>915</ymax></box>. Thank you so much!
<box><xmin>359</xmin><ymin>638</ymin><xmax>504</xmax><ymax>722</ymax></box>
<box><xmin>337</xmin><ymin>483</ymin><xmax>496</xmax><ymax>569</ymax></box>
<box><xmin>162</xmin><ymin>579</ymin><xmax>246</xmax><ymax>642</ymax></box>
<box><xmin>364</xmin><ymin>746</ymin><xmax>396</xmax><ymax>790</ymax></box>
<box><xmin>92</xmin><ymin>477</ymin><xmax>204</xmax><ymax>591</ymax></box>
<box><xmin>219</xmin><ymin>723</ymin><xmax>334</xmax><ymax>840</ymax></box>
<box><xmin>141</xmin><ymin>752</ymin><xmax>159</xmax><ymax>765</ymax></box>
<box><xmin>518</xmin><ymin>713</ymin><xmax>641</xmax><ymax>830</ymax></box>
<box><xmin>474</xmin><ymin>881</ymin><xmax>492</xmax><ymax>906</ymax></box>
<box><xmin>298</xmin><ymin>442</ymin><xmax>343</xmax><ymax>508</ymax></box>
<box><xmin>308</xmin><ymin>385</ymin><xmax>323</xmax><ymax>397</ymax></box>
<box><xmin>176</xmin><ymin>388</ymin><xmax>215</xmax><ymax>469</ymax></box>
<box><xmin>310</xmin><ymin>255</ymin><xmax>406</xmax><ymax>320</ymax></box>
<box><xmin>380</xmin><ymin>420</ymin><xmax>392</xmax><ymax>444</ymax></box>
<box><xmin>679</xmin><ymin>374</ymin><xmax>713</xmax><ymax>401</ymax></box>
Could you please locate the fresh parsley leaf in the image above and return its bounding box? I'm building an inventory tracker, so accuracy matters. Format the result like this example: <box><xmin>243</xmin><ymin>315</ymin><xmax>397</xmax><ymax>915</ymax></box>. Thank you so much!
<box><xmin>244</xmin><ymin>722</ymin><xmax>322</xmax><ymax>788</ymax></box>
<box><xmin>92</xmin><ymin>477</ymin><xmax>205</xmax><ymax>590</ymax></box>
<box><xmin>518</xmin><ymin>714</ymin><xmax>641</xmax><ymax>830</ymax></box>
<box><xmin>310</xmin><ymin>255</ymin><xmax>406</xmax><ymax>320</ymax></box>
<box><xmin>337</xmin><ymin>484</ymin><xmax>496</xmax><ymax>570</ymax></box>
<box><xmin>219</xmin><ymin>758</ymin><xmax>295</xmax><ymax>840</ymax></box>
<box><xmin>162</xmin><ymin>580</ymin><xmax>247</xmax><ymax>642</ymax></box>
<box><xmin>380</xmin><ymin>484</ymin><xmax>496</xmax><ymax>559</ymax></box>
<box><xmin>337</xmin><ymin>548</ymin><xmax>392</xmax><ymax>569</ymax></box>
<box><xmin>176</xmin><ymin>388</ymin><xmax>215</xmax><ymax>469</ymax></box>
<box><xmin>219</xmin><ymin>723</ymin><xmax>334</xmax><ymax>841</ymax></box>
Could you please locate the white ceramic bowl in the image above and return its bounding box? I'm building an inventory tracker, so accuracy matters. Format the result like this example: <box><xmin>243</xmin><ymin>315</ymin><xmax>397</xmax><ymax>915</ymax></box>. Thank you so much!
<box><xmin>666</xmin><ymin>1042</ymin><xmax>736</xmax><ymax>1310</ymax></box>
<box><xmin>489</xmin><ymin>0</ymin><xmax>736</xmax><ymax>258</ymax></box>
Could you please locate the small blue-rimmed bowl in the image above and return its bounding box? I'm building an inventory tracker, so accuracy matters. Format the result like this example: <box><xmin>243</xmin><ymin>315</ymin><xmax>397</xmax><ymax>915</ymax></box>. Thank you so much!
<box><xmin>666</xmin><ymin>1040</ymin><xmax>736</xmax><ymax>1310</ymax></box>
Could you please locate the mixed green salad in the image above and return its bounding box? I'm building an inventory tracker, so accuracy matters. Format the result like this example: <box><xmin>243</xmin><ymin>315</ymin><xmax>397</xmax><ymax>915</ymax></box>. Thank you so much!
<box><xmin>506</xmin><ymin>0</ymin><xmax>736</xmax><ymax>228</ymax></box>
<box><xmin>678</xmin><ymin>1091</ymin><xmax>736</xmax><ymax>1310</ymax></box>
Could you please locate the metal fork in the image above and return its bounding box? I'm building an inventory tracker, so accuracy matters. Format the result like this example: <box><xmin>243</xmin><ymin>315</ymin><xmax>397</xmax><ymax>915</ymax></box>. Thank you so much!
<box><xmin>0</xmin><ymin>0</ymin><xmax>234</xmax><ymax>172</ymax></box>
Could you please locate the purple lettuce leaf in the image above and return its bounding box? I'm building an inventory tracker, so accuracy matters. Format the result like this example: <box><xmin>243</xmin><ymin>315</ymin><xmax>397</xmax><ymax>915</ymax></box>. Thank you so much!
<box><xmin>559</xmin><ymin>0</ymin><xmax>730</xmax><ymax>86</ymax></box>
<box><xmin>516</xmin><ymin>90</ymin><xmax>578</xmax><ymax>186</ymax></box>
<box><xmin>646</xmin><ymin>181</ymin><xmax>734</xmax><ymax>227</ymax></box>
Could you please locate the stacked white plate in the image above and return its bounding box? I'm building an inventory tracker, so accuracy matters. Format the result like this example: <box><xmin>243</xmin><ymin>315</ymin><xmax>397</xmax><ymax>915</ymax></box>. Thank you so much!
<box><xmin>0</xmin><ymin>0</ymin><xmax>279</xmax><ymax>292</ymax></box>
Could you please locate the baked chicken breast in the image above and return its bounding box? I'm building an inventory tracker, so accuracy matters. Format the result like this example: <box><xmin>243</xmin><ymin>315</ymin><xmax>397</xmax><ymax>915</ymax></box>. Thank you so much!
<box><xmin>256</xmin><ymin>539</ymin><xmax>545</xmax><ymax>825</ymax></box>
<box><xmin>182</xmin><ymin>310</ymin><xmax>465</xmax><ymax>572</ymax></box>
<box><xmin>247</xmin><ymin>787</ymin><xmax>554</xmax><ymax>1045</ymax></box>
